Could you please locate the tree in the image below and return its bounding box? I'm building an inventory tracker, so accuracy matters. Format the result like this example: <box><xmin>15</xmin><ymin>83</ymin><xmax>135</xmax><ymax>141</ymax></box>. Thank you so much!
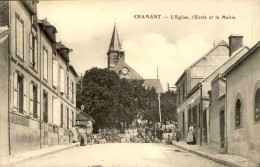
<box><xmin>160</xmin><ymin>90</ymin><xmax>177</xmax><ymax>124</ymax></box>
<box><xmin>76</xmin><ymin>67</ymin><xmax>158</xmax><ymax>130</ymax></box>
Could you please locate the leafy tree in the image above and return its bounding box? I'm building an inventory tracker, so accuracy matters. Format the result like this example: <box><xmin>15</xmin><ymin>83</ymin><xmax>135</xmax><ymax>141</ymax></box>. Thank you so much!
<box><xmin>76</xmin><ymin>67</ymin><xmax>159</xmax><ymax>130</ymax></box>
<box><xmin>160</xmin><ymin>90</ymin><xmax>177</xmax><ymax>123</ymax></box>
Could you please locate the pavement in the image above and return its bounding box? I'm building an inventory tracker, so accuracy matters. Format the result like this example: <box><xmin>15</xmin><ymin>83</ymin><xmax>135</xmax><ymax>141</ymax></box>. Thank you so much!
<box><xmin>1</xmin><ymin>142</ymin><xmax>79</xmax><ymax>167</ymax></box>
<box><xmin>171</xmin><ymin>141</ymin><xmax>258</xmax><ymax>167</ymax></box>
<box><xmin>13</xmin><ymin>143</ymin><xmax>226</xmax><ymax>167</ymax></box>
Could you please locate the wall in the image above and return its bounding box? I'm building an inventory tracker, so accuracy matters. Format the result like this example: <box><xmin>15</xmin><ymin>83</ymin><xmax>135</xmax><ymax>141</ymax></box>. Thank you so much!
<box><xmin>209</xmin><ymin>77</ymin><xmax>225</xmax><ymax>152</ymax></box>
<box><xmin>226</xmin><ymin>47</ymin><xmax>260</xmax><ymax>163</ymax></box>
<box><xmin>0</xmin><ymin>34</ymin><xmax>9</xmax><ymax>158</ymax></box>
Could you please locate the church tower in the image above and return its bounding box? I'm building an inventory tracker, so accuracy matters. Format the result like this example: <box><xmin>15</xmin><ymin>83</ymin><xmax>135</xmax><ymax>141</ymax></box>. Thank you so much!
<box><xmin>107</xmin><ymin>24</ymin><xmax>125</xmax><ymax>69</ymax></box>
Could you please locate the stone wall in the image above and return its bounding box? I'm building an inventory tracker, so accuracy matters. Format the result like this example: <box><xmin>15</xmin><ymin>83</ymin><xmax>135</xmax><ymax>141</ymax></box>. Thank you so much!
<box><xmin>226</xmin><ymin>47</ymin><xmax>260</xmax><ymax>163</ymax></box>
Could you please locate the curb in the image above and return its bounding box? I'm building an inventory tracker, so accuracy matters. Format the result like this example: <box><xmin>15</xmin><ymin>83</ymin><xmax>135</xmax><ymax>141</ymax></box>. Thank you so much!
<box><xmin>8</xmin><ymin>143</ymin><xmax>79</xmax><ymax>166</ymax></box>
<box><xmin>171</xmin><ymin>142</ymin><xmax>241</xmax><ymax>167</ymax></box>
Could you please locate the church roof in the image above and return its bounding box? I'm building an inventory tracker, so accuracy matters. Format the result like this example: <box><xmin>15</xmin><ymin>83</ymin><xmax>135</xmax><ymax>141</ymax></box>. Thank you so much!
<box><xmin>108</xmin><ymin>24</ymin><xmax>123</xmax><ymax>52</ymax></box>
<box><xmin>113</xmin><ymin>60</ymin><xmax>143</xmax><ymax>80</ymax></box>
<box><xmin>143</xmin><ymin>79</ymin><xmax>164</xmax><ymax>94</ymax></box>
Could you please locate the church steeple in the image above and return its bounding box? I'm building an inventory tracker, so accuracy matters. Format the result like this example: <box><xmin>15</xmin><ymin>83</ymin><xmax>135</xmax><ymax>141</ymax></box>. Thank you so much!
<box><xmin>108</xmin><ymin>24</ymin><xmax>123</xmax><ymax>52</ymax></box>
<box><xmin>107</xmin><ymin>24</ymin><xmax>125</xmax><ymax>69</ymax></box>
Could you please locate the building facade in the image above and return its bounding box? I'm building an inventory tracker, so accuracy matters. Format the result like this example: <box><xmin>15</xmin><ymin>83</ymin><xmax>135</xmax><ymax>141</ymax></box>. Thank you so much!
<box><xmin>0</xmin><ymin>0</ymin><xmax>78</xmax><ymax>156</ymax></box>
<box><xmin>208</xmin><ymin>35</ymin><xmax>249</xmax><ymax>153</ymax></box>
<box><xmin>176</xmin><ymin>40</ymin><xmax>230</xmax><ymax>144</ymax></box>
<box><xmin>222</xmin><ymin>41</ymin><xmax>260</xmax><ymax>163</ymax></box>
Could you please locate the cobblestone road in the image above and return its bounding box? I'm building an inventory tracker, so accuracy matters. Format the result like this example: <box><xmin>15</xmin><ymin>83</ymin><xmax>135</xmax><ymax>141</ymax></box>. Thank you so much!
<box><xmin>17</xmin><ymin>143</ymin><xmax>226</xmax><ymax>167</ymax></box>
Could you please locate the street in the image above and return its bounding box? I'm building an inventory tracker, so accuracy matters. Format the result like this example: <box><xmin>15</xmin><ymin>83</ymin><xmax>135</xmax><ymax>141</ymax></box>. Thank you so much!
<box><xmin>17</xmin><ymin>143</ymin><xmax>226</xmax><ymax>167</ymax></box>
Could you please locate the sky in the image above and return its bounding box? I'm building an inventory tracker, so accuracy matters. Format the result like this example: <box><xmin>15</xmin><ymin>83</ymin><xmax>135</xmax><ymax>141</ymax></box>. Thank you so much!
<box><xmin>37</xmin><ymin>0</ymin><xmax>260</xmax><ymax>91</ymax></box>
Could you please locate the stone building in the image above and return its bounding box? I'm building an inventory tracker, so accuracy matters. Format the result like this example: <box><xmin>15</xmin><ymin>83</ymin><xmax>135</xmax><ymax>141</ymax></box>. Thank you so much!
<box><xmin>0</xmin><ymin>27</ymin><xmax>10</xmax><ymax>158</ymax></box>
<box><xmin>208</xmin><ymin>35</ymin><xmax>249</xmax><ymax>153</ymax></box>
<box><xmin>0</xmin><ymin>0</ymin><xmax>78</xmax><ymax>155</ymax></box>
<box><xmin>175</xmin><ymin>40</ymin><xmax>230</xmax><ymax>144</ymax></box>
<box><xmin>222</xmin><ymin>41</ymin><xmax>260</xmax><ymax>164</ymax></box>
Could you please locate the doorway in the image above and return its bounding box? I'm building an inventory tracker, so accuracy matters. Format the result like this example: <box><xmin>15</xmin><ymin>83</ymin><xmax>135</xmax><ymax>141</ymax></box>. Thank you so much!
<box><xmin>220</xmin><ymin>110</ymin><xmax>225</xmax><ymax>149</ymax></box>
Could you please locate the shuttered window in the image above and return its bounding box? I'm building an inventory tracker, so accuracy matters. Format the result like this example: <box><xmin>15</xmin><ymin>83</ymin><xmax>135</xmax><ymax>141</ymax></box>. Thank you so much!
<box><xmin>13</xmin><ymin>72</ymin><xmax>18</xmax><ymax>112</ymax></box>
<box><xmin>29</xmin><ymin>33</ymin><xmax>38</xmax><ymax>71</ymax></box>
<box><xmin>52</xmin><ymin>60</ymin><xmax>58</xmax><ymax>87</ymax></box>
<box><xmin>15</xmin><ymin>13</ymin><xmax>24</xmax><ymax>59</ymax></box>
<box><xmin>255</xmin><ymin>89</ymin><xmax>260</xmax><ymax>122</ymax></box>
<box><xmin>43</xmin><ymin>48</ymin><xmax>48</xmax><ymax>80</ymax></box>
<box><xmin>53</xmin><ymin>98</ymin><xmax>60</xmax><ymax>125</ymax></box>
<box><xmin>71</xmin><ymin>82</ymin><xmax>74</xmax><ymax>103</ymax></box>
<box><xmin>23</xmin><ymin>78</ymin><xmax>28</xmax><ymax>115</ymax></box>
<box><xmin>60</xmin><ymin>103</ymin><xmax>63</xmax><ymax>127</ymax></box>
<box><xmin>14</xmin><ymin>72</ymin><xmax>24</xmax><ymax>114</ymax></box>
<box><xmin>235</xmin><ymin>99</ymin><xmax>242</xmax><ymax>128</ymax></box>
<box><xmin>60</xmin><ymin>68</ymin><xmax>64</xmax><ymax>93</ymax></box>
<box><xmin>43</xmin><ymin>91</ymin><xmax>48</xmax><ymax>123</ymax></box>
<box><xmin>30</xmin><ymin>82</ymin><xmax>38</xmax><ymax>118</ymax></box>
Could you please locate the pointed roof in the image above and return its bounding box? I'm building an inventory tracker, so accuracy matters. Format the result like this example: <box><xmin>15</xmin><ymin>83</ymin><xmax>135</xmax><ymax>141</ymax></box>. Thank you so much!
<box><xmin>108</xmin><ymin>24</ymin><xmax>123</xmax><ymax>52</ymax></box>
<box><xmin>143</xmin><ymin>79</ymin><xmax>164</xmax><ymax>94</ymax></box>
<box><xmin>175</xmin><ymin>40</ymin><xmax>229</xmax><ymax>85</ymax></box>
<box><xmin>113</xmin><ymin>60</ymin><xmax>143</xmax><ymax>80</ymax></box>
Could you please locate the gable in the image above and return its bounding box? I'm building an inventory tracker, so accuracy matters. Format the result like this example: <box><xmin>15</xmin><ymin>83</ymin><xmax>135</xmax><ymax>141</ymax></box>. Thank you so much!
<box><xmin>113</xmin><ymin>61</ymin><xmax>143</xmax><ymax>80</ymax></box>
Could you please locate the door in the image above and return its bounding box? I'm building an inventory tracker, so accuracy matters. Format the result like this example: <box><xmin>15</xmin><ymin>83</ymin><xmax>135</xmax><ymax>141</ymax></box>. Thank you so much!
<box><xmin>203</xmin><ymin>109</ymin><xmax>207</xmax><ymax>143</ymax></box>
<box><xmin>183</xmin><ymin>112</ymin><xmax>185</xmax><ymax>139</ymax></box>
<box><xmin>220</xmin><ymin>110</ymin><xmax>225</xmax><ymax>148</ymax></box>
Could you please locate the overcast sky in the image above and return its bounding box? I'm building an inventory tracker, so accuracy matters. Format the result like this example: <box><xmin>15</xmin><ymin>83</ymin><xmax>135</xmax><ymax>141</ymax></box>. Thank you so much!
<box><xmin>38</xmin><ymin>0</ymin><xmax>260</xmax><ymax>91</ymax></box>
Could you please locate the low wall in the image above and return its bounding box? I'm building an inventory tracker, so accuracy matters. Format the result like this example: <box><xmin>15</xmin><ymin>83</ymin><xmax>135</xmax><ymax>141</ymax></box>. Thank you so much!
<box><xmin>10</xmin><ymin>112</ymin><xmax>71</xmax><ymax>155</ymax></box>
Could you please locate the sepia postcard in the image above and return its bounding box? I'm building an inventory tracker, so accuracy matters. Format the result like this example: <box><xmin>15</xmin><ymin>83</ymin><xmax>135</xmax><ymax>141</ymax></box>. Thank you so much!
<box><xmin>0</xmin><ymin>0</ymin><xmax>259</xmax><ymax>166</ymax></box>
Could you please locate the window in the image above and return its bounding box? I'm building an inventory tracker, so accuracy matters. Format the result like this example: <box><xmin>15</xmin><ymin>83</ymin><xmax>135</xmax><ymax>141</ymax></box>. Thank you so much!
<box><xmin>43</xmin><ymin>91</ymin><xmax>48</xmax><ymax>123</ymax></box>
<box><xmin>60</xmin><ymin>68</ymin><xmax>65</xmax><ymax>93</ymax></box>
<box><xmin>182</xmin><ymin>84</ymin><xmax>185</xmax><ymax>101</ymax></box>
<box><xmin>66</xmin><ymin>76</ymin><xmax>69</xmax><ymax>98</ymax></box>
<box><xmin>29</xmin><ymin>33</ymin><xmax>37</xmax><ymax>71</ymax></box>
<box><xmin>114</xmin><ymin>55</ymin><xmax>118</xmax><ymax>64</ymax></box>
<box><xmin>61</xmin><ymin>103</ymin><xmax>63</xmax><ymax>127</ymax></box>
<box><xmin>32</xmin><ymin>84</ymin><xmax>38</xmax><ymax>118</ymax></box>
<box><xmin>15</xmin><ymin>13</ymin><xmax>24</xmax><ymax>59</ymax></box>
<box><xmin>255</xmin><ymin>89</ymin><xmax>260</xmax><ymax>122</ymax></box>
<box><xmin>235</xmin><ymin>99</ymin><xmax>242</xmax><ymax>128</ymax></box>
<box><xmin>52</xmin><ymin>54</ymin><xmax>58</xmax><ymax>87</ymax></box>
<box><xmin>43</xmin><ymin>48</ymin><xmax>48</xmax><ymax>80</ymax></box>
<box><xmin>13</xmin><ymin>72</ymin><xmax>24</xmax><ymax>113</ymax></box>
<box><xmin>71</xmin><ymin>82</ymin><xmax>74</xmax><ymax>102</ymax></box>
<box><xmin>67</xmin><ymin>108</ymin><xmax>69</xmax><ymax>129</ymax></box>
<box><xmin>193</xmin><ymin>106</ymin><xmax>197</xmax><ymax>126</ymax></box>
<box><xmin>178</xmin><ymin>89</ymin><xmax>181</xmax><ymax>105</ymax></box>
<box><xmin>72</xmin><ymin>111</ymin><xmax>74</xmax><ymax>127</ymax></box>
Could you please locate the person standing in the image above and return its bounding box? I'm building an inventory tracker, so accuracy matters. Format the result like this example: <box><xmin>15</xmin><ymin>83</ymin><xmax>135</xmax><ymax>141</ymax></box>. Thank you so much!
<box><xmin>186</xmin><ymin>125</ymin><xmax>196</xmax><ymax>145</ymax></box>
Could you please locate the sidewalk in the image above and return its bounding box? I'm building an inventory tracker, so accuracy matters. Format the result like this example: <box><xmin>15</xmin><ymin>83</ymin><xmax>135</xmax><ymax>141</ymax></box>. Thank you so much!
<box><xmin>171</xmin><ymin>141</ymin><xmax>258</xmax><ymax>167</ymax></box>
<box><xmin>1</xmin><ymin>142</ymin><xmax>79</xmax><ymax>167</ymax></box>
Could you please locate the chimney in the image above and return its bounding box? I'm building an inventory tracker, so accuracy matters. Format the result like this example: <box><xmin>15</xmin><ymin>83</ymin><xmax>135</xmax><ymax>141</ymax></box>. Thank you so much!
<box><xmin>229</xmin><ymin>34</ymin><xmax>243</xmax><ymax>56</ymax></box>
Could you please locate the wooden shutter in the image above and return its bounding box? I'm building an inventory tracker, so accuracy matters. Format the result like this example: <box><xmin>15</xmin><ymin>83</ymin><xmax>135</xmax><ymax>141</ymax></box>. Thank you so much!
<box><xmin>29</xmin><ymin>33</ymin><xmax>33</xmax><ymax>64</ymax></box>
<box><xmin>29</xmin><ymin>83</ymin><xmax>33</xmax><ymax>116</ymax></box>
<box><xmin>23</xmin><ymin>78</ymin><xmax>28</xmax><ymax>115</ymax></box>
<box><xmin>73</xmin><ymin>83</ymin><xmax>77</xmax><ymax>103</ymax></box>
<box><xmin>37</xmin><ymin>88</ymin><xmax>40</xmax><ymax>119</ymax></box>
<box><xmin>60</xmin><ymin>68</ymin><xmax>64</xmax><ymax>93</ymax></box>
<box><xmin>16</xmin><ymin>18</ymin><xmax>20</xmax><ymax>57</ymax></box>
<box><xmin>19</xmin><ymin>21</ymin><xmax>23</xmax><ymax>57</ymax></box>
<box><xmin>65</xmin><ymin>75</ymin><xmax>67</xmax><ymax>97</ymax></box>
<box><xmin>13</xmin><ymin>72</ymin><xmax>18</xmax><ymax>111</ymax></box>
<box><xmin>53</xmin><ymin>60</ymin><xmax>58</xmax><ymax>87</ymax></box>
<box><xmin>43</xmin><ymin>49</ymin><xmax>48</xmax><ymax>80</ymax></box>
<box><xmin>34</xmin><ymin>37</ymin><xmax>38</xmax><ymax>71</ymax></box>
<box><xmin>53</xmin><ymin>98</ymin><xmax>60</xmax><ymax>126</ymax></box>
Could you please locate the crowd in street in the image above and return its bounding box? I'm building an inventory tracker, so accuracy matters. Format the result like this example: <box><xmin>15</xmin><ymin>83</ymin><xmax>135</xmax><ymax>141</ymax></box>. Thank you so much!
<box><xmin>78</xmin><ymin>124</ymin><xmax>182</xmax><ymax>145</ymax></box>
